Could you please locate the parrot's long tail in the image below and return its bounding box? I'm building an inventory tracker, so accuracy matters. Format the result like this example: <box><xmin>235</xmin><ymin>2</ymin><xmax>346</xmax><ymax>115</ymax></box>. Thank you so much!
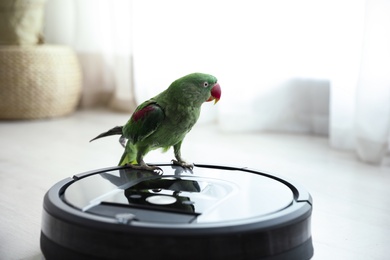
<box><xmin>89</xmin><ymin>126</ymin><xmax>123</xmax><ymax>142</ymax></box>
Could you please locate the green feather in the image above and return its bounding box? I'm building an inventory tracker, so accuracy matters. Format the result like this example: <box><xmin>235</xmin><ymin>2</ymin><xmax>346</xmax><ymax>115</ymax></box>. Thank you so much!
<box><xmin>94</xmin><ymin>72</ymin><xmax>220</xmax><ymax>169</ymax></box>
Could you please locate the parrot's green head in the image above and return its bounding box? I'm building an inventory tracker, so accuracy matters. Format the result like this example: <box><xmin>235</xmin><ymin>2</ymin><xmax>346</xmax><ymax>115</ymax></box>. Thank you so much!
<box><xmin>168</xmin><ymin>73</ymin><xmax>221</xmax><ymax>107</ymax></box>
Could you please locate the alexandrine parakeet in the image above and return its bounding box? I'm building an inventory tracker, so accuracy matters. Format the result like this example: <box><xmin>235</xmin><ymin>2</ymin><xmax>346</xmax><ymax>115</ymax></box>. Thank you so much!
<box><xmin>90</xmin><ymin>72</ymin><xmax>221</xmax><ymax>172</ymax></box>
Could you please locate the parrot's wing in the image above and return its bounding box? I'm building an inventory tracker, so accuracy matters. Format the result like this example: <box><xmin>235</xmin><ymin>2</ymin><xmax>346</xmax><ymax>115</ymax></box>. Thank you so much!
<box><xmin>123</xmin><ymin>100</ymin><xmax>165</xmax><ymax>144</ymax></box>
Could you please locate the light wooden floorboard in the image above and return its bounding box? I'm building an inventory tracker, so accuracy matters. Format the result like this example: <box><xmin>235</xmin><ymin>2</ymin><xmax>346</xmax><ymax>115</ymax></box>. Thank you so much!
<box><xmin>0</xmin><ymin>109</ymin><xmax>389</xmax><ymax>259</ymax></box>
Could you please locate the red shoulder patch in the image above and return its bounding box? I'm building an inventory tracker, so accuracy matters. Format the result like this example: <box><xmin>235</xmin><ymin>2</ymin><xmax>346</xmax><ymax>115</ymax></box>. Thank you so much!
<box><xmin>132</xmin><ymin>105</ymin><xmax>156</xmax><ymax>122</ymax></box>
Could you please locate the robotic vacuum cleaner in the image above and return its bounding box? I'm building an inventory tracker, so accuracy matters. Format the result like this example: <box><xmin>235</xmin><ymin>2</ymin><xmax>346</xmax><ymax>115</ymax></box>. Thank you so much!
<box><xmin>41</xmin><ymin>164</ymin><xmax>313</xmax><ymax>259</ymax></box>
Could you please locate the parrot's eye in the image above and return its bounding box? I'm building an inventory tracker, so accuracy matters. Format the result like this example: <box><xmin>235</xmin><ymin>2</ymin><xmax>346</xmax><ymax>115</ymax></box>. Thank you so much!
<box><xmin>203</xmin><ymin>82</ymin><xmax>209</xmax><ymax>88</ymax></box>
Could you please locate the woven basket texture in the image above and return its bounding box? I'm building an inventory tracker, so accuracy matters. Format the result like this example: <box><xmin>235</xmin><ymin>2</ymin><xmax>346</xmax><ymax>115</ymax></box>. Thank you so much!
<box><xmin>0</xmin><ymin>45</ymin><xmax>82</xmax><ymax>119</ymax></box>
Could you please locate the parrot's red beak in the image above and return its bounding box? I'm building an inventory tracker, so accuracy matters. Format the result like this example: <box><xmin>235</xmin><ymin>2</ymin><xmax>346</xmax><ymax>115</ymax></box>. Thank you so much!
<box><xmin>206</xmin><ymin>83</ymin><xmax>221</xmax><ymax>104</ymax></box>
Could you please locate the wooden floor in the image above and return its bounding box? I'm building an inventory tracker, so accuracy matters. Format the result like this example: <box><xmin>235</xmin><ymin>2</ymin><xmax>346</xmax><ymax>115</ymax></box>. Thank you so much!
<box><xmin>0</xmin><ymin>109</ymin><xmax>389</xmax><ymax>260</ymax></box>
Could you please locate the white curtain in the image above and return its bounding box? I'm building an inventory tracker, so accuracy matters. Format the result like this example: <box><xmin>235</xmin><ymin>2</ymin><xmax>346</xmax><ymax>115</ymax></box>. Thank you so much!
<box><xmin>44</xmin><ymin>0</ymin><xmax>136</xmax><ymax>112</ymax></box>
<box><xmin>43</xmin><ymin>0</ymin><xmax>390</xmax><ymax>165</ymax></box>
<box><xmin>330</xmin><ymin>0</ymin><xmax>390</xmax><ymax>164</ymax></box>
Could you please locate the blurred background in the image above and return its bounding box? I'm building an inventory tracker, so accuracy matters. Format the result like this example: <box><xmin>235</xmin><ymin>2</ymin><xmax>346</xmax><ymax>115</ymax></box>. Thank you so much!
<box><xmin>43</xmin><ymin>0</ymin><xmax>390</xmax><ymax>165</ymax></box>
<box><xmin>1</xmin><ymin>0</ymin><xmax>390</xmax><ymax>259</ymax></box>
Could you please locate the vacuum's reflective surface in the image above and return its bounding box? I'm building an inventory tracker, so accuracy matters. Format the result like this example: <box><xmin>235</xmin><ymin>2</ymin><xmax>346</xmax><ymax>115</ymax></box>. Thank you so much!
<box><xmin>42</xmin><ymin>164</ymin><xmax>314</xmax><ymax>259</ymax></box>
<box><xmin>64</xmin><ymin>165</ymin><xmax>294</xmax><ymax>223</ymax></box>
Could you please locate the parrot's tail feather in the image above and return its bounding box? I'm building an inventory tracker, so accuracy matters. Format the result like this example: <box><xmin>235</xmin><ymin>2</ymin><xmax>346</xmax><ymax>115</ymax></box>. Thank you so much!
<box><xmin>90</xmin><ymin>126</ymin><xmax>123</xmax><ymax>142</ymax></box>
<box><xmin>118</xmin><ymin>143</ymin><xmax>137</xmax><ymax>166</ymax></box>
<box><xmin>119</xmin><ymin>152</ymin><xmax>128</xmax><ymax>166</ymax></box>
<box><xmin>119</xmin><ymin>154</ymin><xmax>137</xmax><ymax>166</ymax></box>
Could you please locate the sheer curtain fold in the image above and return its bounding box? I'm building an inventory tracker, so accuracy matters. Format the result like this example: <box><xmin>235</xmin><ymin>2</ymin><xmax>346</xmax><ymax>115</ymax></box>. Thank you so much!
<box><xmin>43</xmin><ymin>0</ymin><xmax>390</xmax><ymax>165</ymax></box>
<box><xmin>355</xmin><ymin>0</ymin><xmax>390</xmax><ymax>164</ymax></box>
<box><xmin>44</xmin><ymin>0</ymin><xmax>136</xmax><ymax>112</ymax></box>
<box><xmin>330</xmin><ymin>0</ymin><xmax>390</xmax><ymax>164</ymax></box>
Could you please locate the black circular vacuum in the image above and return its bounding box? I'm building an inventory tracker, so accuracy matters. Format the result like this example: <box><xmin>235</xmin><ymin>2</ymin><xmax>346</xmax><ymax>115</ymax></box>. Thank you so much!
<box><xmin>41</xmin><ymin>164</ymin><xmax>313</xmax><ymax>260</ymax></box>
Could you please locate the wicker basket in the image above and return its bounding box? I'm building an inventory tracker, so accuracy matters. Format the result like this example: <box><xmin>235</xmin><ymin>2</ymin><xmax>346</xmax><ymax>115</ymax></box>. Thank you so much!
<box><xmin>0</xmin><ymin>45</ymin><xmax>82</xmax><ymax>119</ymax></box>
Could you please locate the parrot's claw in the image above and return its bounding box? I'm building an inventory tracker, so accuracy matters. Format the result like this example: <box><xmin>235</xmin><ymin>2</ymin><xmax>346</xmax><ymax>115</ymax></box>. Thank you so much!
<box><xmin>171</xmin><ymin>160</ymin><xmax>194</xmax><ymax>171</ymax></box>
<box><xmin>125</xmin><ymin>163</ymin><xmax>163</xmax><ymax>174</ymax></box>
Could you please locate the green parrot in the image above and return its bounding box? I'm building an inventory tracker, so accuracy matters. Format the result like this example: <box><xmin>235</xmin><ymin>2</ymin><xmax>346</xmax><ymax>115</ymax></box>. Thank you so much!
<box><xmin>90</xmin><ymin>72</ymin><xmax>221</xmax><ymax>172</ymax></box>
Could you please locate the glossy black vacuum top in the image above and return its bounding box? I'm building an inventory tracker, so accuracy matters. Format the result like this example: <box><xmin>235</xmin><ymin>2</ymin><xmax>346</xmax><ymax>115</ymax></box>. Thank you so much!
<box><xmin>41</xmin><ymin>164</ymin><xmax>314</xmax><ymax>259</ymax></box>
<box><xmin>51</xmin><ymin>164</ymin><xmax>312</xmax><ymax>229</ymax></box>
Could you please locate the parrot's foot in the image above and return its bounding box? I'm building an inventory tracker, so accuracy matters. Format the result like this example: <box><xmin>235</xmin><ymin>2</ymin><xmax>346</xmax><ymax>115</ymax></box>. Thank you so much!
<box><xmin>171</xmin><ymin>159</ymin><xmax>194</xmax><ymax>171</ymax></box>
<box><xmin>125</xmin><ymin>163</ymin><xmax>163</xmax><ymax>174</ymax></box>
